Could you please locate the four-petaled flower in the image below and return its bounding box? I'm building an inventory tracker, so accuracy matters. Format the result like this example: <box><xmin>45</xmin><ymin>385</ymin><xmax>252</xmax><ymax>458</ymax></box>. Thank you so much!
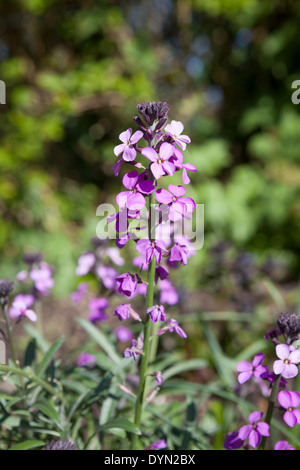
<box><xmin>116</xmin><ymin>170</ymin><xmax>155</xmax><ymax>211</ymax></box>
<box><xmin>147</xmin><ymin>304</ymin><xmax>166</xmax><ymax>323</ymax></box>
<box><xmin>156</xmin><ymin>184</ymin><xmax>195</xmax><ymax>221</ymax></box>
<box><xmin>141</xmin><ymin>142</ymin><xmax>176</xmax><ymax>180</ymax></box>
<box><xmin>164</xmin><ymin>120</ymin><xmax>191</xmax><ymax>150</ymax></box>
<box><xmin>9</xmin><ymin>299</ymin><xmax>37</xmax><ymax>322</ymax></box>
<box><xmin>113</xmin><ymin>303</ymin><xmax>141</xmax><ymax>322</ymax></box>
<box><xmin>278</xmin><ymin>390</ymin><xmax>300</xmax><ymax>427</ymax></box>
<box><xmin>238</xmin><ymin>411</ymin><xmax>270</xmax><ymax>449</ymax></box>
<box><xmin>114</xmin><ymin>128</ymin><xmax>143</xmax><ymax>162</ymax></box>
<box><xmin>136</xmin><ymin>239</ymin><xmax>167</xmax><ymax>265</ymax></box>
<box><xmin>236</xmin><ymin>353</ymin><xmax>269</xmax><ymax>384</ymax></box>
<box><xmin>273</xmin><ymin>344</ymin><xmax>300</xmax><ymax>379</ymax></box>
<box><xmin>157</xmin><ymin>318</ymin><xmax>187</xmax><ymax>338</ymax></box>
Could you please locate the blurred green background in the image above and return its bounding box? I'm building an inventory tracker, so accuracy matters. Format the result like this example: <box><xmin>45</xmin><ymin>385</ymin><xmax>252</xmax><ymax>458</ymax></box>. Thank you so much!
<box><xmin>0</xmin><ymin>0</ymin><xmax>299</xmax><ymax>298</ymax></box>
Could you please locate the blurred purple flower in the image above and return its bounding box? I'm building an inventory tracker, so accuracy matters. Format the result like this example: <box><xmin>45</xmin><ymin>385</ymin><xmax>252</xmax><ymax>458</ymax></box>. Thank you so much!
<box><xmin>9</xmin><ymin>299</ymin><xmax>37</xmax><ymax>322</ymax></box>
<box><xmin>223</xmin><ymin>431</ymin><xmax>243</xmax><ymax>450</ymax></box>
<box><xmin>278</xmin><ymin>390</ymin><xmax>300</xmax><ymax>427</ymax></box>
<box><xmin>149</xmin><ymin>439</ymin><xmax>167</xmax><ymax>450</ymax></box>
<box><xmin>96</xmin><ymin>265</ymin><xmax>118</xmax><ymax>289</ymax></box>
<box><xmin>70</xmin><ymin>282</ymin><xmax>88</xmax><ymax>304</ymax></box>
<box><xmin>114</xmin><ymin>325</ymin><xmax>134</xmax><ymax>342</ymax></box>
<box><xmin>150</xmin><ymin>371</ymin><xmax>164</xmax><ymax>386</ymax></box>
<box><xmin>238</xmin><ymin>411</ymin><xmax>269</xmax><ymax>449</ymax></box>
<box><xmin>30</xmin><ymin>262</ymin><xmax>54</xmax><ymax>296</ymax></box>
<box><xmin>159</xmin><ymin>279</ymin><xmax>178</xmax><ymax>305</ymax></box>
<box><xmin>157</xmin><ymin>319</ymin><xmax>187</xmax><ymax>338</ymax></box>
<box><xmin>124</xmin><ymin>337</ymin><xmax>143</xmax><ymax>362</ymax></box>
<box><xmin>88</xmin><ymin>298</ymin><xmax>108</xmax><ymax>323</ymax></box>
<box><xmin>274</xmin><ymin>440</ymin><xmax>295</xmax><ymax>450</ymax></box>
<box><xmin>75</xmin><ymin>252</ymin><xmax>96</xmax><ymax>276</ymax></box>
<box><xmin>113</xmin><ymin>303</ymin><xmax>141</xmax><ymax>322</ymax></box>
<box><xmin>236</xmin><ymin>353</ymin><xmax>268</xmax><ymax>384</ymax></box>
<box><xmin>77</xmin><ymin>352</ymin><xmax>96</xmax><ymax>367</ymax></box>
<box><xmin>273</xmin><ymin>344</ymin><xmax>300</xmax><ymax>379</ymax></box>
<box><xmin>114</xmin><ymin>128</ymin><xmax>143</xmax><ymax>162</ymax></box>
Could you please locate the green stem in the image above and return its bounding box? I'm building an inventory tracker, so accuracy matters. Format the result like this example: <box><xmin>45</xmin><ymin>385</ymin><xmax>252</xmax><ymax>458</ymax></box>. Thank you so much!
<box><xmin>259</xmin><ymin>373</ymin><xmax>281</xmax><ymax>450</ymax></box>
<box><xmin>131</xmin><ymin>254</ymin><xmax>156</xmax><ymax>449</ymax></box>
<box><xmin>1</xmin><ymin>305</ymin><xmax>17</xmax><ymax>364</ymax></box>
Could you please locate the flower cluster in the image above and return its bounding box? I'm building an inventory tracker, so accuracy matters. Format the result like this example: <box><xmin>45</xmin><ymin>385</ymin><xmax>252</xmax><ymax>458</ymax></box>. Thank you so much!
<box><xmin>224</xmin><ymin>311</ymin><xmax>300</xmax><ymax>450</ymax></box>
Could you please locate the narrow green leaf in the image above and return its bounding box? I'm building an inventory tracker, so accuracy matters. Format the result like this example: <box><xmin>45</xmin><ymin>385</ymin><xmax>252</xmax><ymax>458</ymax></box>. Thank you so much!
<box><xmin>77</xmin><ymin>318</ymin><xmax>120</xmax><ymax>363</ymax></box>
<box><xmin>99</xmin><ymin>418</ymin><xmax>141</xmax><ymax>435</ymax></box>
<box><xmin>36</xmin><ymin>336</ymin><xmax>64</xmax><ymax>377</ymax></box>
<box><xmin>9</xmin><ymin>440</ymin><xmax>45</xmax><ymax>450</ymax></box>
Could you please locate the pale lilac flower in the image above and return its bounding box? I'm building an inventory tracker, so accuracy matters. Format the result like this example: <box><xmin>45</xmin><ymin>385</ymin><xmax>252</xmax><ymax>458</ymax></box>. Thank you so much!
<box><xmin>147</xmin><ymin>304</ymin><xmax>166</xmax><ymax>323</ymax></box>
<box><xmin>157</xmin><ymin>319</ymin><xmax>187</xmax><ymax>338</ymax></box>
<box><xmin>236</xmin><ymin>353</ymin><xmax>268</xmax><ymax>384</ymax></box>
<box><xmin>238</xmin><ymin>411</ymin><xmax>269</xmax><ymax>449</ymax></box>
<box><xmin>136</xmin><ymin>239</ymin><xmax>167</xmax><ymax>265</ymax></box>
<box><xmin>70</xmin><ymin>282</ymin><xmax>88</xmax><ymax>304</ymax></box>
<box><xmin>124</xmin><ymin>337</ymin><xmax>143</xmax><ymax>362</ymax></box>
<box><xmin>141</xmin><ymin>142</ymin><xmax>176</xmax><ymax>180</ymax></box>
<box><xmin>75</xmin><ymin>252</ymin><xmax>96</xmax><ymax>276</ymax></box>
<box><xmin>169</xmin><ymin>242</ymin><xmax>189</xmax><ymax>265</ymax></box>
<box><xmin>274</xmin><ymin>440</ymin><xmax>295</xmax><ymax>450</ymax></box>
<box><xmin>113</xmin><ymin>303</ymin><xmax>141</xmax><ymax>322</ymax></box>
<box><xmin>223</xmin><ymin>431</ymin><xmax>243</xmax><ymax>450</ymax></box>
<box><xmin>278</xmin><ymin>390</ymin><xmax>300</xmax><ymax>427</ymax></box>
<box><xmin>96</xmin><ymin>265</ymin><xmax>118</xmax><ymax>289</ymax></box>
<box><xmin>159</xmin><ymin>279</ymin><xmax>178</xmax><ymax>305</ymax></box>
<box><xmin>9</xmin><ymin>299</ymin><xmax>37</xmax><ymax>322</ymax></box>
<box><xmin>273</xmin><ymin>344</ymin><xmax>300</xmax><ymax>379</ymax></box>
<box><xmin>115</xmin><ymin>272</ymin><xmax>138</xmax><ymax>297</ymax></box>
<box><xmin>149</xmin><ymin>439</ymin><xmax>167</xmax><ymax>450</ymax></box>
<box><xmin>114</xmin><ymin>325</ymin><xmax>134</xmax><ymax>342</ymax></box>
<box><xmin>77</xmin><ymin>352</ymin><xmax>96</xmax><ymax>367</ymax></box>
<box><xmin>30</xmin><ymin>262</ymin><xmax>54</xmax><ymax>295</ymax></box>
<box><xmin>16</xmin><ymin>270</ymin><xmax>28</xmax><ymax>282</ymax></box>
<box><xmin>116</xmin><ymin>170</ymin><xmax>155</xmax><ymax>211</ymax></box>
<box><xmin>165</xmin><ymin>120</ymin><xmax>191</xmax><ymax>150</ymax></box>
<box><xmin>156</xmin><ymin>184</ymin><xmax>195</xmax><ymax>221</ymax></box>
<box><xmin>104</xmin><ymin>247</ymin><xmax>125</xmax><ymax>266</ymax></box>
<box><xmin>13</xmin><ymin>293</ymin><xmax>35</xmax><ymax>308</ymax></box>
<box><xmin>88</xmin><ymin>298</ymin><xmax>108</xmax><ymax>323</ymax></box>
<box><xmin>114</xmin><ymin>128</ymin><xmax>143</xmax><ymax>162</ymax></box>
<box><xmin>150</xmin><ymin>371</ymin><xmax>164</xmax><ymax>386</ymax></box>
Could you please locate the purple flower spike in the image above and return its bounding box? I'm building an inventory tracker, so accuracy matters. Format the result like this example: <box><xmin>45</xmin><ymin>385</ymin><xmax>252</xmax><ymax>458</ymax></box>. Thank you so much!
<box><xmin>274</xmin><ymin>440</ymin><xmax>295</xmax><ymax>450</ymax></box>
<box><xmin>273</xmin><ymin>344</ymin><xmax>300</xmax><ymax>379</ymax></box>
<box><xmin>165</xmin><ymin>120</ymin><xmax>191</xmax><ymax>150</ymax></box>
<box><xmin>116</xmin><ymin>170</ymin><xmax>155</xmax><ymax>211</ymax></box>
<box><xmin>278</xmin><ymin>390</ymin><xmax>300</xmax><ymax>427</ymax></box>
<box><xmin>136</xmin><ymin>239</ymin><xmax>167</xmax><ymax>265</ymax></box>
<box><xmin>156</xmin><ymin>184</ymin><xmax>195</xmax><ymax>222</ymax></box>
<box><xmin>9</xmin><ymin>299</ymin><xmax>37</xmax><ymax>322</ymax></box>
<box><xmin>114</xmin><ymin>128</ymin><xmax>144</xmax><ymax>162</ymax></box>
<box><xmin>238</xmin><ymin>411</ymin><xmax>270</xmax><ymax>449</ymax></box>
<box><xmin>141</xmin><ymin>142</ymin><xmax>176</xmax><ymax>180</ymax></box>
<box><xmin>236</xmin><ymin>353</ymin><xmax>268</xmax><ymax>384</ymax></box>
<box><xmin>147</xmin><ymin>304</ymin><xmax>166</xmax><ymax>323</ymax></box>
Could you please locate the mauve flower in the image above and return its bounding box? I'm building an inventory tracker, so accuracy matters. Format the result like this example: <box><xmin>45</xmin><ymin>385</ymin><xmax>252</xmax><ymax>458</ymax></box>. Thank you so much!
<box><xmin>149</xmin><ymin>439</ymin><xmax>167</xmax><ymax>450</ymax></box>
<box><xmin>273</xmin><ymin>344</ymin><xmax>300</xmax><ymax>379</ymax></box>
<box><xmin>77</xmin><ymin>352</ymin><xmax>96</xmax><ymax>367</ymax></box>
<box><xmin>96</xmin><ymin>265</ymin><xmax>118</xmax><ymax>290</ymax></box>
<box><xmin>116</xmin><ymin>170</ymin><xmax>155</xmax><ymax>212</ymax></box>
<box><xmin>150</xmin><ymin>371</ymin><xmax>164</xmax><ymax>386</ymax></box>
<box><xmin>75</xmin><ymin>252</ymin><xmax>96</xmax><ymax>276</ymax></box>
<box><xmin>113</xmin><ymin>303</ymin><xmax>141</xmax><ymax>322</ymax></box>
<box><xmin>9</xmin><ymin>299</ymin><xmax>37</xmax><ymax>322</ymax></box>
<box><xmin>115</xmin><ymin>272</ymin><xmax>138</xmax><ymax>297</ymax></box>
<box><xmin>159</xmin><ymin>279</ymin><xmax>178</xmax><ymax>305</ymax></box>
<box><xmin>114</xmin><ymin>128</ymin><xmax>143</xmax><ymax>162</ymax></box>
<box><xmin>223</xmin><ymin>431</ymin><xmax>243</xmax><ymax>450</ymax></box>
<box><xmin>236</xmin><ymin>353</ymin><xmax>269</xmax><ymax>384</ymax></box>
<box><xmin>136</xmin><ymin>239</ymin><xmax>167</xmax><ymax>265</ymax></box>
<box><xmin>124</xmin><ymin>337</ymin><xmax>143</xmax><ymax>362</ymax></box>
<box><xmin>141</xmin><ymin>142</ymin><xmax>176</xmax><ymax>180</ymax></box>
<box><xmin>157</xmin><ymin>319</ymin><xmax>187</xmax><ymax>338</ymax></box>
<box><xmin>164</xmin><ymin>120</ymin><xmax>191</xmax><ymax>150</ymax></box>
<box><xmin>88</xmin><ymin>298</ymin><xmax>108</xmax><ymax>323</ymax></box>
<box><xmin>278</xmin><ymin>390</ymin><xmax>300</xmax><ymax>427</ymax></box>
<box><xmin>274</xmin><ymin>440</ymin><xmax>295</xmax><ymax>450</ymax></box>
<box><xmin>169</xmin><ymin>242</ymin><xmax>189</xmax><ymax>265</ymax></box>
<box><xmin>238</xmin><ymin>411</ymin><xmax>270</xmax><ymax>449</ymax></box>
<box><xmin>70</xmin><ymin>282</ymin><xmax>88</xmax><ymax>304</ymax></box>
<box><xmin>155</xmin><ymin>265</ymin><xmax>169</xmax><ymax>283</ymax></box>
<box><xmin>156</xmin><ymin>184</ymin><xmax>195</xmax><ymax>222</ymax></box>
<box><xmin>147</xmin><ymin>304</ymin><xmax>166</xmax><ymax>323</ymax></box>
<box><xmin>114</xmin><ymin>325</ymin><xmax>134</xmax><ymax>342</ymax></box>
<box><xmin>170</xmin><ymin>147</ymin><xmax>197</xmax><ymax>184</ymax></box>
<box><xmin>30</xmin><ymin>262</ymin><xmax>54</xmax><ymax>295</ymax></box>
<box><xmin>13</xmin><ymin>293</ymin><xmax>35</xmax><ymax>308</ymax></box>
